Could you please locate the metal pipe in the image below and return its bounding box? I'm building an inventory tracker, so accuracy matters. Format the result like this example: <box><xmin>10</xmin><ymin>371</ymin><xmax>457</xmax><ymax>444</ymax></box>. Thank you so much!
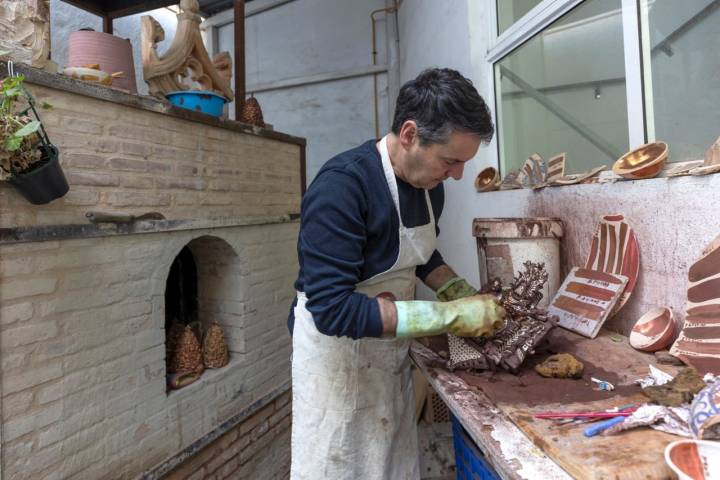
<box><xmin>371</xmin><ymin>3</ymin><xmax>397</xmax><ymax>139</ymax></box>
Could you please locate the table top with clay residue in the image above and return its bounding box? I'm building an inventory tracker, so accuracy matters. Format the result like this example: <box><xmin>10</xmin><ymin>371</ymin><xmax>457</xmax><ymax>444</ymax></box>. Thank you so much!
<box><xmin>411</xmin><ymin>329</ymin><xmax>682</xmax><ymax>480</ymax></box>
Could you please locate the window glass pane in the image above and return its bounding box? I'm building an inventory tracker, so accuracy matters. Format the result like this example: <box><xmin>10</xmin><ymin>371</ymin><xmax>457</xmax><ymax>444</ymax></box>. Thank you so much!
<box><xmin>642</xmin><ymin>0</ymin><xmax>720</xmax><ymax>162</ymax></box>
<box><xmin>495</xmin><ymin>0</ymin><xmax>629</xmax><ymax>176</ymax></box>
<box><xmin>497</xmin><ymin>0</ymin><xmax>544</xmax><ymax>34</ymax></box>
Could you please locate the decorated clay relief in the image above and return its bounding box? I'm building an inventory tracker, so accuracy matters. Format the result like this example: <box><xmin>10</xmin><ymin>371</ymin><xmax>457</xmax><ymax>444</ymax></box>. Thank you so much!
<box><xmin>517</xmin><ymin>153</ymin><xmax>546</xmax><ymax>189</ymax></box>
<box><xmin>584</xmin><ymin>214</ymin><xmax>640</xmax><ymax>316</ymax></box>
<box><xmin>141</xmin><ymin>0</ymin><xmax>234</xmax><ymax>101</ymax></box>
<box><xmin>670</xmin><ymin>235</ymin><xmax>720</xmax><ymax>375</ymax></box>
<box><xmin>545</xmin><ymin>153</ymin><xmax>566</xmax><ymax>184</ymax></box>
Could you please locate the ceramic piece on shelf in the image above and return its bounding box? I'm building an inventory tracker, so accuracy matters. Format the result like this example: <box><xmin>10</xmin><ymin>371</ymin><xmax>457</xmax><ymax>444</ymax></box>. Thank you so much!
<box><xmin>584</xmin><ymin>214</ymin><xmax>640</xmax><ymax>316</ymax></box>
<box><xmin>474</xmin><ymin>166</ymin><xmax>500</xmax><ymax>192</ymax></box>
<box><xmin>667</xmin><ymin>162</ymin><xmax>701</xmax><ymax>178</ymax></box>
<box><xmin>548</xmin><ymin>267</ymin><xmax>628</xmax><ymax>338</ymax></box>
<box><xmin>517</xmin><ymin>153</ymin><xmax>546</xmax><ymax>188</ymax></box>
<box><xmin>549</xmin><ymin>165</ymin><xmax>606</xmax><ymax>186</ymax></box>
<box><xmin>705</xmin><ymin>136</ymin><xmax>720</xmax><ymax>166</ymax></box>
<box><xmin>613</xmin><ymin>141</ymin><xmax>668</xmax><ymax>180</ymax></box>
<box><xmin>68</xmin><ymin>29</ymin><xmax>137</xmax><ymax>93</ymax></box>
<box><xmin>240</xmin><ymin>96</ymin><xmax>265</xmax><ymax>127</ymax></box>
<box><xmin>665</xmin><ymin>439</ymin><xmax>720</xmax><ymax>480</ymax></box>
<box><xmin>499</xmin><ymin>169</ymin><xmax>522</xmax><ymax>190</ymax></box>
<box><xmin>546</xmin><ymin>153</ymin><xmax>566</xmax><ymax>184</ymax></box>
<box><xmin>166</xmin><ymin>90</ymin><xmax>228</xmax><ymax>117</ymax></box>
<box><xmin>689</xmin><ymin>164</ymin><xmax>720</xmax><ymax>177</ymax></box>
<box><xmin>629</xmin><ymin>307</ymin><xmax>677</xmax><ymax>352</ymax></box>
<box><xmin>141</xmin><ymin>0</ymin><xmax>234</xmax><ymax>101</ymax></box>
<box><xmin>63</xmin><ymin>66</ymin><xmax>120</xmax><ymax>86</ymax></box>
<box><xmin>670</xmin><ymin>234</ymin><xmax>720</xmax><ymax>375</ymax></box>
<box><xmin>689</xmin><ymin>380</ymin><xmax>720</xmax><ymax>440</ymax></box>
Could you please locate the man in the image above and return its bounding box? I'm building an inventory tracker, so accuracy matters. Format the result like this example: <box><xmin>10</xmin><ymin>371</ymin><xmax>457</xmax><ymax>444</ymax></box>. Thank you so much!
<box><xmin>288</xmin><ymin>68</ymin><xmax>506</xmax><ymax>479</ymax></box>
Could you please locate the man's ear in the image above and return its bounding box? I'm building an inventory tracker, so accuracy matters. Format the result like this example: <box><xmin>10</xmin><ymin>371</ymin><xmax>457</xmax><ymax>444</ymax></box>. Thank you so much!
<box><xmin>398</xmin><ymin>120</ymin><xmax>417</xmax><ymax>150</ymax></box>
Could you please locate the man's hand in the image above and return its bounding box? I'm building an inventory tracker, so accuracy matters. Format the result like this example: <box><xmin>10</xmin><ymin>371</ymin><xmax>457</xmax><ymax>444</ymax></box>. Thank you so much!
<box><xmin>395</xmin><ymin>294</ymin><xmax>506</xmax><ymax>338</ymax></box>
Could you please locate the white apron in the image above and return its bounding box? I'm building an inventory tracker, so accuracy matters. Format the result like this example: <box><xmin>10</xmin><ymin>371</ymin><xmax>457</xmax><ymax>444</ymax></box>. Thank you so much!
<box><xmin>290</xmin><ymin>136</ymin><xmax>437</xmax><ymax>480</ymax></box>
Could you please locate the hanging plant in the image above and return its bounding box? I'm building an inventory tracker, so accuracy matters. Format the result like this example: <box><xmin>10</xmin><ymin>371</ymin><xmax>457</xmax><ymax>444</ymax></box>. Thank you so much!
<box><xmin>0</xmin><ymin>66</ymin><xmax>69</xmax><ymax>204</ymax></box>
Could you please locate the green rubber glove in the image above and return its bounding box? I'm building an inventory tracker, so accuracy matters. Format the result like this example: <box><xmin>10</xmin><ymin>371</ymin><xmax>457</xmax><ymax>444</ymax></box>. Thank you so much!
<box><xmin>395</xmin><ymin>295</ymin><xmax>506</xmax><ymax>338</ymax></box>
<box><xmin>436</xmin><ymin>277</ymin><xmax>478</xmax><ymax>302</ymax></box>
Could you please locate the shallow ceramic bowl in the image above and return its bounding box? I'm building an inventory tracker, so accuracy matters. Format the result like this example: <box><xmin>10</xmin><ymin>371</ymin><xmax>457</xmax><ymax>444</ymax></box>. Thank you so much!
<box><xmin>665</xmin><ymin>439</ymin><xmax>720</xmax><ymax>480</ymax></box>
<box><xmin>475</xmin><ymin>167</ymin><xmax>500</xmax><ymax>192</ymax></box>
<box><xmin>689</xmin><ymin>380</ymin><xmax>720</xmax><ymax>439</ymax></box>
<box><xmin>613</xmin><ymin>142</ymin><xmax>668</xmax><ymax>180</ymax></box>
<box><xmin>629</xmin><ymin>306</ymin><xmax>676</xmax><ymax>352</ymax></box>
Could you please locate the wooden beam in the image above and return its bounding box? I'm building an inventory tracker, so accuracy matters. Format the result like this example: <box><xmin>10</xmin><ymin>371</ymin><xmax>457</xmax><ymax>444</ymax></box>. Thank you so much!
<box><xmin>103</xmin><ymin>15</ymin><xmax>113</xmax><ymax>34</ymax></box>
<box><xmin>300</xmin><ymin>143</ymin><xmax>307</xmax><ymax>197</ymax></box>
<box><xmin>233</xmin><ymin>0</ymin><xmax>245</xmax><ymax>119</ymax></box>
<box><xmin>107</xmin><ymin>0</ymin><xmax>179</xmax><ymax>19</ymax></box>
<box><xmin>60</xmin><ymin>0</ymin><xmax>107</xmax><ymax>16</ymax></box>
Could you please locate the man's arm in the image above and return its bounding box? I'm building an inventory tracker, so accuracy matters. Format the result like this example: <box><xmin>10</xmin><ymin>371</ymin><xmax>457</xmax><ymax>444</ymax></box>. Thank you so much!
<box><xmin>422</xmin><ymin>264</ymin><xmax>458</xmax><ymax>292</ymax></box>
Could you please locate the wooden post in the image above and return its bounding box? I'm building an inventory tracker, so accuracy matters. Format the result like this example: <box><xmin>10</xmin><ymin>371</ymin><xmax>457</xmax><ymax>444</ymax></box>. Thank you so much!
<box><xmin>233</xmin><ymin>0</ymin><xmax>245</xmax><ymax>120</ymax></box>
<box><xmin>103</xmin><ymin>15</ymin><xmax>113</xmax><ymax>34</ymax></box>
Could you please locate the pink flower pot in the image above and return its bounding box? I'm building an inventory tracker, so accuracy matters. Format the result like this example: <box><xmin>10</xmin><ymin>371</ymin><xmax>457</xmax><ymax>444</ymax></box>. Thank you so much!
<box><xmin>67</xmin><ymin>30</ymin><xmax>137</xmax><ymax>93</ymax></box>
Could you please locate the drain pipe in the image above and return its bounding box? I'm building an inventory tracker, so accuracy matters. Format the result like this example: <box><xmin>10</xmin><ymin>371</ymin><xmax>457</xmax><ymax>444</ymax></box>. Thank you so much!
<box><xmin>371</xmin><ymin>2</ymin><xmax>398</xmax><ymax>139</ymax></box>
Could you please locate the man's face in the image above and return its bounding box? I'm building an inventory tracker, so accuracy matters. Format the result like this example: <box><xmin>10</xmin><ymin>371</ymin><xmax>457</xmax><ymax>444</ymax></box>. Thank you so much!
<box><xmin>403</xmin><ymin>129</ymin><xmax>482</xmax><ymax>189</ymax></box>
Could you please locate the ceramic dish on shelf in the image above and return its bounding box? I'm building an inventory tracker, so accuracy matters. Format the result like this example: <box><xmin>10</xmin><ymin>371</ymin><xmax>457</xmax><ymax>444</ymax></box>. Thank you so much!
<box><xmin>474</xmin><ymin>167</ymin><xmax>500</xmax><ymax>192</ymax></box>
<box><xmin>613</xmin><ymin>142</ymin><xmax>668</xmax><ymax>180</ymax></box>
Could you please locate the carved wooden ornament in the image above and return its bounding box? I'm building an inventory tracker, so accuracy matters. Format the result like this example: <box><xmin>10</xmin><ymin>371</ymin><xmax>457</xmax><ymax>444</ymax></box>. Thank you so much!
<box><xmin>141</xmin><ymin>0</ymin><xmax>234</xmax><ymax>101</ymax></box>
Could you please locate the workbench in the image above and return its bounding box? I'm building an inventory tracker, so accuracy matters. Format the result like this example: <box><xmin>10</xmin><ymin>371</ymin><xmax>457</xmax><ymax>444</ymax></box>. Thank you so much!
<box><xmin>411</xmin><ymin>329</ymin><xmax>682</xmax><ymax>480</ymax></box>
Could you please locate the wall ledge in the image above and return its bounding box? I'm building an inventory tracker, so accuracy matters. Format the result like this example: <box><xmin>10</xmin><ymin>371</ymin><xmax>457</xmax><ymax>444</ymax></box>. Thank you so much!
<box><xmin>0</xmin><ymin>214</ymin><xmax>301</xmax><ymax>245</ymax></box>
<box><xmin>0</xmin><ymin>62</ymin><xmax>306</xmax><ymax>147</ymax></box>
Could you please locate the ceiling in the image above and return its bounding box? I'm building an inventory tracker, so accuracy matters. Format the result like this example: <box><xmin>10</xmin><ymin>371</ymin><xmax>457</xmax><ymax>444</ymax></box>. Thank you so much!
<box><xmin>61</xmin><ymin>0</ymin><xmax>251</xmax><ymax>19</ymax></box>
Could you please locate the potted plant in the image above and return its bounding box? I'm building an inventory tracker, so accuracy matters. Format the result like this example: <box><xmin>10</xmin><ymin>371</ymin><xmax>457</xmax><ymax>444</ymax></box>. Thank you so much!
<box><xmin>0</xmin><ymin>72</ymin><xmax>68</xmax><ymax>204</ymax></box>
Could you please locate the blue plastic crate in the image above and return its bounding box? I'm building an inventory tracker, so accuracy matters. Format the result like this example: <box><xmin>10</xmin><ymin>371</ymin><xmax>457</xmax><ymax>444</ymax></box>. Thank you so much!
<box><xmin>451</xmin><ymin>415</ymin><xmax>501</xmax><ymax>480</ymax></box>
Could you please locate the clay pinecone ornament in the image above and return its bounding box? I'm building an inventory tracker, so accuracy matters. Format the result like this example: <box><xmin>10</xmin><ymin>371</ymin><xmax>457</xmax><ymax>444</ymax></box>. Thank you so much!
<box><xmin>166</xmin><ymin>322</ymin><xmax>185</xmax><ymax>372</ymax></box>
<box><xmin>240</xmin><ymin>96</ymin><xmax>264</xmax><ymax>127</ymax></box>
<box><xmin>203</xmin><ymin>321</ymin><xmax>229</xmax><ymax>368</ymax></box>
<box><xmin>169</xmin><ymin>326</ymin><xmax>203</xmax><ymax>373</ymax></box>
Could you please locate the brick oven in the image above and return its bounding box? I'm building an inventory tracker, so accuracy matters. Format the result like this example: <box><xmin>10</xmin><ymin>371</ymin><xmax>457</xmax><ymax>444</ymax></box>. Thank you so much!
<box><xmin>0</xmin><ymin>64</ymin><xmax>303</xmax><ymax>479</ymax></box>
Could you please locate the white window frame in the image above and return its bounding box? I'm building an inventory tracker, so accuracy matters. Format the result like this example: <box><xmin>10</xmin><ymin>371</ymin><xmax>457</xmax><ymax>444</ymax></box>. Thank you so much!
<box><xmin>486</xmin><ymin>0</ymin><xmax>648</xmax><ymax>173</ymax></box>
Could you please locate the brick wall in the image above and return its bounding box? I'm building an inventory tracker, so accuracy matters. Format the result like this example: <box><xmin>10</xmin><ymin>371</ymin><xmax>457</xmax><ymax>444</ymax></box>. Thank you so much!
<box><xmin>0</xmin><ymin>223</ymin><xmax>298</xmax><ymax>479</ymax></box>
<box><xmin>0</xmin><ymin>73</ymin><xmax>303</xmax><ymax>480</ymax></box>
<box><xmin>164</xmin><ymin>390</ymin><xmax>292</xmax><ymax>480</ymax></box>
<box><xmin>0</xmin><ymin>82</ymin><xmax>302</xmax><ymax>228</ymax></box>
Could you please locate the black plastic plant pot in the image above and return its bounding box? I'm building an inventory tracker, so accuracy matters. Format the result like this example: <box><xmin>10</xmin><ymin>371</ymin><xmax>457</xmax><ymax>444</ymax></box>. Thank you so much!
<box><xmin>8</xmin><ymin>145</ymin><xmax>69</xmax><ymax>205</ymax></box>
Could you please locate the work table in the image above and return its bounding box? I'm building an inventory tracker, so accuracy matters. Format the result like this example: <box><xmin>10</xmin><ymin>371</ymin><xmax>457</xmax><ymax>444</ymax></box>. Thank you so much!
<box><xmin>411</xmin><ymin>329</ymin><xmax>681</xmax><ymax>480</ymax></box>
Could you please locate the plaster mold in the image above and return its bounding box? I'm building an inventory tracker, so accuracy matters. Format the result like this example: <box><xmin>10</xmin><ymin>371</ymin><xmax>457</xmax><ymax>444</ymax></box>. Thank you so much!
<box><xmin>474</xmin><ymin>166</ymin><xmax>500</xmax><ymax>192</ymax></box>
<box><xmin>670</xmin><ymin>234</ymin><xmax>720</xmax><ymax>375</ymax></box>
<box><xmin>585</xmin><ymin>214</ymin><xmax>640</xmax><ymax>315</ymax></box>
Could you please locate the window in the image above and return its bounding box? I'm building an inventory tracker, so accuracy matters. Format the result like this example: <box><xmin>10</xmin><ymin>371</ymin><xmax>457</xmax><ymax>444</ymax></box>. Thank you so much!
<box><xmin>497</xmin><ymin>0</ymin><xmax>545</xmax><ymax>34</ymax></box>
<box><xmin>640</xmin><ymin>0</ymin><xmax>720</xmax><ymax>162</ymax></box>
<box><xmin>490</xmin><ymin>0</ymin><xmax>720</xmax><ymax>176</ymax></box>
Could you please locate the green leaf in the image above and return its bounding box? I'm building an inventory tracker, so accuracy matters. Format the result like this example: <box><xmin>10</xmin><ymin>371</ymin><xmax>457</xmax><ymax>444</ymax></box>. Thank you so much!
<box><xmin>13</xmin><ymin>120</ymin><xmax>40</xmax><ymax>137</ymax></box>
<box><xmin>4</xmin><ymin>135</ymin><xmax>23</xmax><ymax>151</ymax></box>
<box><xmin>40</xmin><ymin>101</ymin><xmax>53</xmax><ymax>110</ymax></box>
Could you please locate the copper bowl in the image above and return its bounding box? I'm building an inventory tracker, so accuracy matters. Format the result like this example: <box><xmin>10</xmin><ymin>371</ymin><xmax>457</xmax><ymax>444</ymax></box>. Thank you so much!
<box><xmin>613</xmin><ymin>142</ymin><xmax>668</xmax><ymax>180</ymax></box>
<box><xmin>475</xmin><ymin>167</ymin><xmax>500</xmax><ymax>192</ymax></box>
<box><xmin>629</xmin><ymin>306</ymin><xmax>676</xmax><ymax>352</ymax></box>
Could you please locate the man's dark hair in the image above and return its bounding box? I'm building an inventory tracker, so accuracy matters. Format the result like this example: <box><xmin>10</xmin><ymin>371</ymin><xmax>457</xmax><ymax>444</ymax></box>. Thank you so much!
<box><xmin>391</xmin><ymin>68</ymin><xmax>494</xmax><ymax>146</ymax></box>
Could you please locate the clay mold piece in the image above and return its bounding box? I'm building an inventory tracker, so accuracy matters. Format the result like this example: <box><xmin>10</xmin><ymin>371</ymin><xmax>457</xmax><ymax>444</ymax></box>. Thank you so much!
<box><xmin>499</xmin><ymin>169</ymin><xmax>522</xmax><ymax>190</ymax></box>
<box><xmin>585</xmin><ymin>213</ymin><xmax>640</xmax><ymax>316</ymax></box>
<box><xmin>474</xmin><ymin>166</ymin><xmax>500</xmax><ymax>192</ymax></box>
<box><xmin>705</xmin><ymin>136</ymin><xmax>720</xmax><ymax>166</ymax></box>
<box><xmin>613</xmin><ymin>141</ymin><xmax>668</xmax><ymax>180</ymax></box>
<box><xmin>548</xmin><ymin>267</ymin><xmax>628</xmax><ymax>338</ymax></box>
<box><xmin>665</xmin><ymin>439</ymin><xmax>720</xmax><ymax>480</ymax></box>
<box><xmin>447</xmin><ymin>261</ymin><xmax>558</xmax><ymax>373</ymax></box>
<box><xmin>549</xmin><ymin>165</ymin><xmax>606</xmax><ymax>186</ymax></box>
<box><xmin>671</xmin><ymin>234</ymin><xmax>720</xmax><ymax>375</ymax></box>
<box><xmin>689</xmin><ymin>380</ymin><xmax>720</xmax><ymax>440</ymax></box>
<box><xmin>545</xmin><ymin>153</ymin><xmax>566</xmax><ymax>184</ymax></box>
<box><xmin>517</xmin><ymin>153</ymin><xmax>546</xmax><ymax>189</ymax></box>
<box><xmin>630</xmin><ymin>307</ymin><xmax>677</xmax><ymax>352</ymax></box>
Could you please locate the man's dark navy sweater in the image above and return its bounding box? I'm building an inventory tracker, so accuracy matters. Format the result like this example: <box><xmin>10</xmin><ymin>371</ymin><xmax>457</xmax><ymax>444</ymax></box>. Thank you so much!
<box><xmin>288</xmin><ymin>139</ymin><xmax>446</xmax><ymax>339</ymax></box>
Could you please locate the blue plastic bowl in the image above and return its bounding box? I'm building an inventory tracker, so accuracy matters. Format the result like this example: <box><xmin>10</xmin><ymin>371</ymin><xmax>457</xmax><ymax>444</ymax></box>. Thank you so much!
<box><xmin>166</xmin><ymin>90</ymin><xmax>228</xmax><ymax>117</ymax></box>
